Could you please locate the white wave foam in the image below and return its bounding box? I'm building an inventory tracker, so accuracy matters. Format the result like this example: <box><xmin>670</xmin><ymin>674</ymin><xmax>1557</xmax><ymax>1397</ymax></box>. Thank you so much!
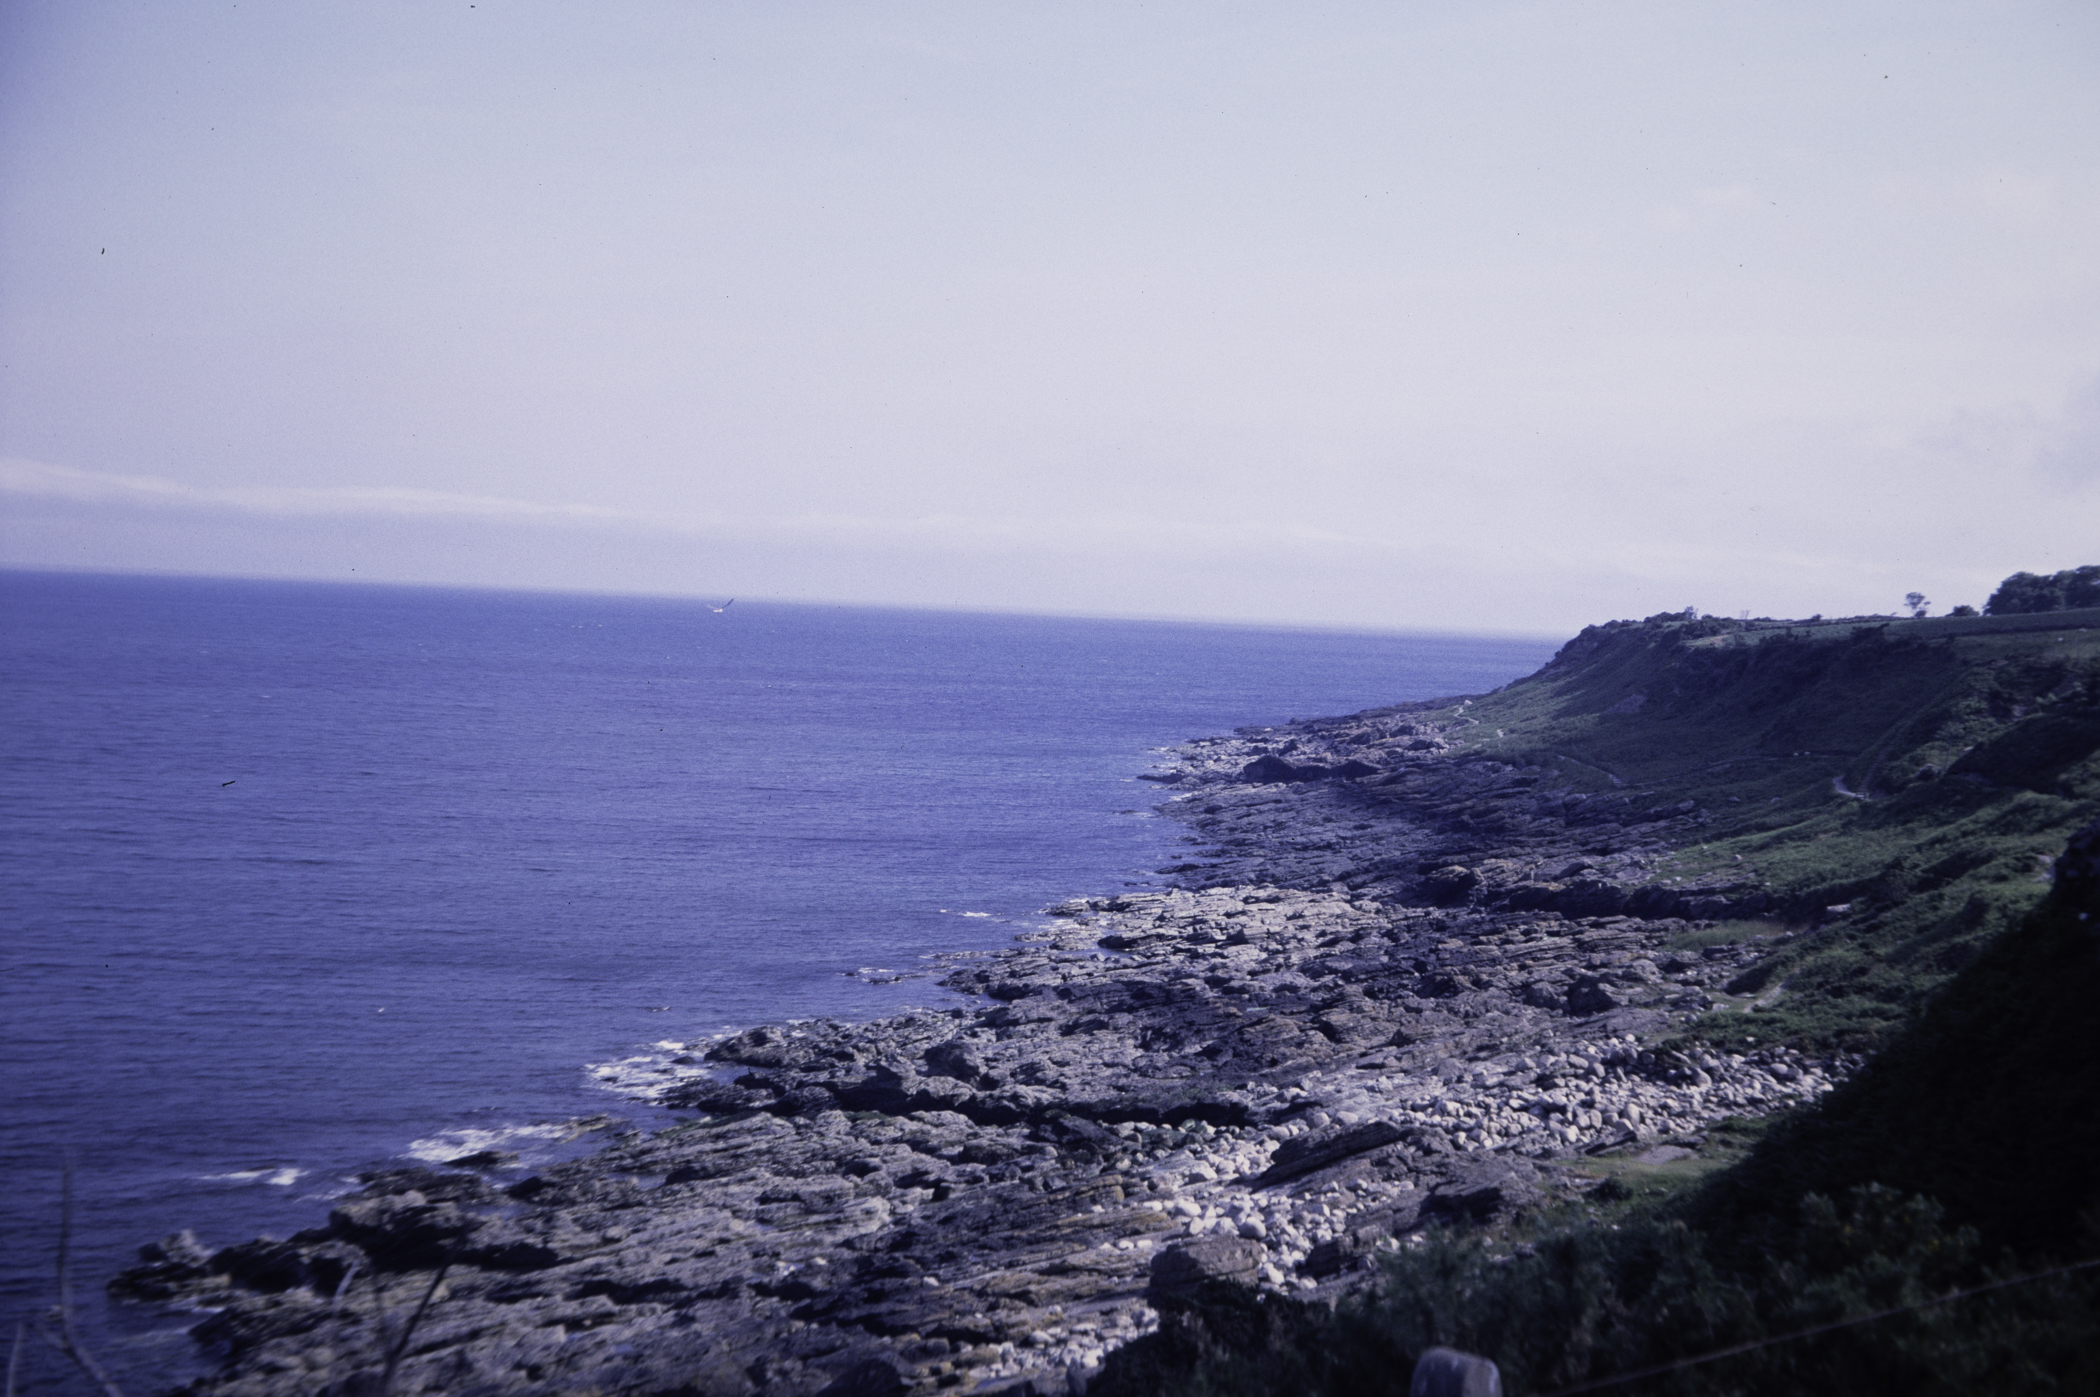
<box><xmin>586</xmin><ymin>1041</ymin><xmax>721</xmax><ymax>1103</ymax></box>
<box><xmin>404</xmin><ymin>1123</ymin><xmax>569</xmax><ymax>1166</ymax></box>
<box><xmin>197</xmin><ymin>1167</ymin><xmax>305</xmax><ymax>1187</ymax></box>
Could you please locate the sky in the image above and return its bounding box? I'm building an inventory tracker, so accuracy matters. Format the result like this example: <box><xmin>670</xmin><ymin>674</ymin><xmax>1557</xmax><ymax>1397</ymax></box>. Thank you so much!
<box><xmin>2</xmin><ymin>1</ymin><xmax>2096</xmax><ymax>635</ymax></box>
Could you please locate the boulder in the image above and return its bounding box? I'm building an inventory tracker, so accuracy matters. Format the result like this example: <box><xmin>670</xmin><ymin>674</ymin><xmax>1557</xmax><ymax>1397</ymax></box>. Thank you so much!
<box><xmin>1565</xmin><ymin>976</ymin><xmax>1622</xmax><ymax>1016</ymax></box>
<box><xmin>208</xmin><ymin>1239</ymin><xmax>312</xmax><ymax>1293</ymax></box>
<box><xmin>138</xmin><ymin>1230</ymin><xmax>211</xmax><ymax>1267</ymax></box>
<box><xmin>1410</xmin><ymin>1347</ymin><xmax>1503</xmax><ymax>1397</ymax></box>
<box><xmin>924</xmin><ymin>1039</ymin><xmax>994</xmax><ymax>1087</ymax></box>
<box><xmin>1301</xmin><ymin>1200</ymin><xmax>1422</xmax><ymax>1279</ymax></box>
<box><xmin>1148</xmin><ymin>1236</ymin><xmax>1264</xmax><ymax>1299</ymax></box>
<box><xmin>816</xmin><ymin>1357</ymin><xmax>909</xmax><ymax>1397</ymax></box>
<box><xmin>327</xmin><ymin>1193</ymin><xmax>485</xmax><ymax>1268</ymax></box>
<box><xmin>1420</xmin><ymin>1159</ymin><xmax>1541</xmax><ymax>1223</ymax></box>
<box><xmin>1313</xmin><ymin>1010</ymin><xmax>1391</xmax><ymax>1047</ymax></box>
<box><xmin>1032</xmin><ymin>1113</ymin><xmax>1123</xmax><ymax>1156</ymax></box>
<box><xmin>707</xmin><ymin>1025</ymin><xmax>796</xmax><ymax>1068</ymax></box>
<box><xmin>107</xmin><ymin>1231</ymin><xmax>219</xmax><ymax>1301</ymax></box>
<box><xmin>352</xmin><ymin>1166</ymin><xmax>495</xmax><ymax>1205</ymax></box>
<box><xmin>1252</xmin><ymin>1120</ymin><xmax>1405</xmax><ymax>1187</ymax></box>
<box><xmin>1521</xmin><ymin>980</ymin><xmax>1567</xmax><ymax>1011</ymax></box>
<box><xmin>833</xmin><ymin>1063</ymin><xmax>924</xmax><ymax>1113</ymax></box>
<box><xmin>456</xmin><ymin>1222</ymin><xmax>564</xmax><ymax>1272</ymax></box>
<box><xmin>660</xmin><ymin>1077</ymin><xmax>776</xmax><ymax>1113</ymax></box>
<box><xmin>443</xmin><ymin>1149</ymin><xmax>519</xmax><ymax>1170</ymax></box>
<box><xmin>1301</xmin><ymin>1234</ymin><xmax>1361</xmax><ymax>1279</ymax></box>
<box><xmin>1419</xmin><ymin>866</ymin><xmax>1479</xmax><ymax>904</ymax></box>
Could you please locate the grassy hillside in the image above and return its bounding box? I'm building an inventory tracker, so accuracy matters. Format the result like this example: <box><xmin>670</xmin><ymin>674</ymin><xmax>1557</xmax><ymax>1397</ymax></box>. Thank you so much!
<box><xmin>1690</xmin><ymin>817</ymin><xmax>2100</xmax><ymax>1257</ymax></box>
<box><xmin>1393</xmin><ymin>608</ymin><xmax>2100</xmax><ymax>1048</ymax></box>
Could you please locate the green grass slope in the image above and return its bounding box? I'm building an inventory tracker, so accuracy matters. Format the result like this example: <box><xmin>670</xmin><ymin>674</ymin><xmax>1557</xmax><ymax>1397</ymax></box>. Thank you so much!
<box><xmin>1690</xmin><ymin>817</ymin><xmax>2100</xmax><ymax>1258</ymax></box>
<box><xmin>1404</xmin><ymin>610</ymin><xmax>2100</xmax><ymax>1048</ymax></box>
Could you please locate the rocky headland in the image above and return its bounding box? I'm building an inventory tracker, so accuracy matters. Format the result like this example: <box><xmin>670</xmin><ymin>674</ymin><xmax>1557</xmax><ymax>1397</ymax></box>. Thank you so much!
<box><xmin>114</xmin><ymin>607</ymin><xmax>2100</xmax><ymax>1397</ymax></box>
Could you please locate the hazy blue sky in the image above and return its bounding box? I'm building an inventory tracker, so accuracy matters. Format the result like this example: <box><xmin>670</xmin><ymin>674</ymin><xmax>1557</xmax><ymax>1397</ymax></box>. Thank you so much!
<box><xmin>3</xmin><ymin>2</ymin><xmax>2095</xmax><ymax>633</ymax></box>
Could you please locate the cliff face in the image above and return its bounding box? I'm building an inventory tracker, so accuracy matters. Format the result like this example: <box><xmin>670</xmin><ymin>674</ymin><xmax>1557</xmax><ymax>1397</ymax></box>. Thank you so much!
<box><xmin>112</xmin><ymin>612</ymin><xmax>2099</xmax><ymax>1397</ymax></box>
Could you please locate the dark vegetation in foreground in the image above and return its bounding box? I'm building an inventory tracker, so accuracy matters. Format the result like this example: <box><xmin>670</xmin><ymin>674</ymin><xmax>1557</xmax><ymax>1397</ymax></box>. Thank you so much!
<box><xmin>1097</xmin><ymin>826</ymin><xmax>2100</xmax><ymax>1394</ymax></box>
<box><xmin>1097</xmin><ymin>607</ymin><xmax>2100</xmax><ymax>1397</ymax></box>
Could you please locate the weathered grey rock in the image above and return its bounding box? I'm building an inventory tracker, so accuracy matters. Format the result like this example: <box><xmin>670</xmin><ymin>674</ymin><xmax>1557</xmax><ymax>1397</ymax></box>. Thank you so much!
<box><xmin>1566</xmin><ymin>976</ymin><xmax>1623</xmax><ymax>1015</ymax></box>
<box><xmin>106</xmin><ymin>1231</ymin><xmax>221</xmax><ymax>1302</ymax></box>
<box><xmin>1421</xmin><ymin>1158</ymin><xmax>1543</xmax><ymax>1223</ymax></box>
<box><xmin>354</xmin><ymin>1165</ymin><xmax>496</xmax><ymax>1204</ymax></box>
<box><xmin>924</xmin><ymin>1037</ymin><xmax>994</xmax><ymax>1086</ymax></box>
<box><xmin>813</xmin><ymin>1358</ymin><xmax>908</xmax><ymax>1397</ymax></box>
<box><xmin>1149</xmin><ymin>1237</ymin><xmax>1264</xmax><ymax>1298</ymax></box>
<box><xmin>443</xmin><ymin>1148</ymin><xmax>520</xmax><ymax>1170</ymax></box>
<box><xmin>1252</xmin><ymin>1121</ymin><xmax>1405</xmax><ymax>1187</ymax></box>
<box><xmin>110</xmin><ymin>702</ymin><xmax>1847</xmax><ymax>1397</ymax></box>
<box><xmin>1420</xmin><ymin>866</ymin><xmax>1479</xmax><ymax>903</ymax></box>
<box><xmin>661</xmin><ymin>1076</ymin><xmax>776</xmax><ymax>1112</ymax></box>
<box><xmin>1410</xmin><ymin>1346</ymin><xmax>1502</xmax><ymax>1397</ymax></box>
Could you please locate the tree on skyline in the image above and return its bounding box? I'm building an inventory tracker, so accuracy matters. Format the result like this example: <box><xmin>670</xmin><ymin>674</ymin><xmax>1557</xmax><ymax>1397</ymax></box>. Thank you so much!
<box><xmin>1985</xmin><ymin>566</ymin><xmax>2100</xmax><ymax>616</ymax></box>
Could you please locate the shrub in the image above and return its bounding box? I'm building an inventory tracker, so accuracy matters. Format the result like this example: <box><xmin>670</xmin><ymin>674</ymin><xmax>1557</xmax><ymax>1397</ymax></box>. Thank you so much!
<box><xmin>1984</xmin><ymin>565</ymin><xmax>2100</xmax><ymax>616</ymax></box>
<box><xmin>1092</xmin><ymin>1190</ymin><xmax>2100</xmax><ymax>1397</ymax></box>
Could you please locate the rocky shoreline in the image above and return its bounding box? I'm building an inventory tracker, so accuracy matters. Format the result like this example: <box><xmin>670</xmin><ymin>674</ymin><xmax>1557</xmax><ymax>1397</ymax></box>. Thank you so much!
<box><xmin>118</xmin><ymin>703</ymin><xmax>1852</xmax><ymax>1397</ymax></box>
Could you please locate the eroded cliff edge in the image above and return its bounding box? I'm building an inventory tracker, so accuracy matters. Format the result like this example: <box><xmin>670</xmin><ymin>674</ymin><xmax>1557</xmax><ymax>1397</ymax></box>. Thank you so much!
<box><xmin>118</xmin><ymin>609</ymin><xmax>2100</xmax><ymax>1397</ymax></box>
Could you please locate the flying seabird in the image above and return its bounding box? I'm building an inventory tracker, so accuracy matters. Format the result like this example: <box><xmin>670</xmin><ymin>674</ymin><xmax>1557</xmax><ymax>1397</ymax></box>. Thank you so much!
<box><xmin>708</xmin><ymin>599</ymin><xmax>734</xmax><ymax>614</ymax></box>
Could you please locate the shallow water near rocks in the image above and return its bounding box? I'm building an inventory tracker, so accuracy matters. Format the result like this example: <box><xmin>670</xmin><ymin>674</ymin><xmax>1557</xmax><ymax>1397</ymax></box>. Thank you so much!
<box><xmin>0</xmin><ymin>570</ymin><xmax>1553</xmax><ymax>1392</ymax></box>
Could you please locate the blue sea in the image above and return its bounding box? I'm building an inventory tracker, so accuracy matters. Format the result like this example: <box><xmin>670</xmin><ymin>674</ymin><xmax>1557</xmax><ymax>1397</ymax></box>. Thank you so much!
<box><xmin>0</xmin><ymin>571</ymin><xmax>1556</xmax><ymax>1391</ymax></box>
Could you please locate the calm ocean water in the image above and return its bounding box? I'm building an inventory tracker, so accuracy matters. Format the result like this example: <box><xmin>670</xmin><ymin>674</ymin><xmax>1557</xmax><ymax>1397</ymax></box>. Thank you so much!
<box><xmin>0</xmin><ymin>571</ymin><xmax>1555</xmax><ymax>1390</ymax></box>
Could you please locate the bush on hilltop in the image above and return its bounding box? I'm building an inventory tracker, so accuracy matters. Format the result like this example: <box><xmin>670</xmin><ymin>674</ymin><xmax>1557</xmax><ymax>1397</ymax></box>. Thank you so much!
<box><xmin>1984</xmin><ymin>565</ymin><xmax>2100</xmax><ymax>616</ymax></box>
